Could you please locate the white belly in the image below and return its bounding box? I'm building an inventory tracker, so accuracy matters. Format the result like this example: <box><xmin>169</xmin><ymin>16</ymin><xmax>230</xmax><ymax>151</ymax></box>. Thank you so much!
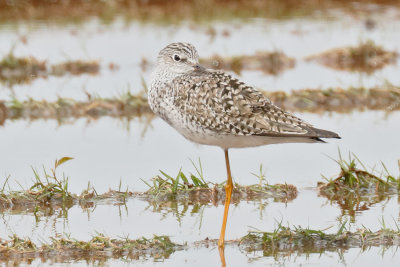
<box><xmin>172</xmin><ymin>121</ymin><xmax>319</xmax><ymax>149</ymax></box>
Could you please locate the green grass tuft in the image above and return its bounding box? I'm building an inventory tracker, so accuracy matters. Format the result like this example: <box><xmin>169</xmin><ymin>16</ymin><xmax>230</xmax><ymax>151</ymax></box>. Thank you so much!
<box><xmin>143</xmin><ymin>159</ymin><xmax>209</xmax><ymax>196</ymax></box>
<box><xmin>318</xmin><ymin>151</ymin><xmax>400</xmax><ymax>219</ymax></box>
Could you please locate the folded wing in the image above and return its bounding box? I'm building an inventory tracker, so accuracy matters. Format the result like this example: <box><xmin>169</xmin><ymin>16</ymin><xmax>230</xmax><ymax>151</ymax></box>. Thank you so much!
<box><xmin>173</xmin><ymin>70</ymin><xmax>339</xmax><ymax>139</ymax></box>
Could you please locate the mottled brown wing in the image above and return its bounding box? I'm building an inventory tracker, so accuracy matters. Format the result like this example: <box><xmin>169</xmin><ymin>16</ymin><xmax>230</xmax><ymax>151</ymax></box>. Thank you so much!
<box><xmin>172</xmin><ymin>70</ymin><xmax>318</xmax><ymax>137</ymax></box>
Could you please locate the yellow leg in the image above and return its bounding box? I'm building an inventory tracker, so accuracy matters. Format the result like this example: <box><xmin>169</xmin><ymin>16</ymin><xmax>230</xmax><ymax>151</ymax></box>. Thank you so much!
<box><xmin>218</xmin><ymin>149</ymin><xmax>233</xmax><ymax>248</ymax></box>
<box><xmin>218</xmin><ymin>245</ymin><xmax>226</xmax><ymax>267</ymax></box>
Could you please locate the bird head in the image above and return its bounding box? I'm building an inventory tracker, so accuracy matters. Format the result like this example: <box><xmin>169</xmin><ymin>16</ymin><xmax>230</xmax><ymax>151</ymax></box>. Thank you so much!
<box><xmin>156</xmin><ymin>42</ymin><xmax>201</xmax><ymax>75</ymax></box>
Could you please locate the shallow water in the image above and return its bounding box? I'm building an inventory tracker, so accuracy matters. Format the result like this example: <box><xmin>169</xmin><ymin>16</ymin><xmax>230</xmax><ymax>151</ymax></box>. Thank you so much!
<box><xmin>0</xmin><ymin>111</ymin><xmax>399</xmax><ymax>255</ymax></box>
<box><xmin>1</xmin><ymin>9</ymin><xmax>400</xmax><ymax>267</ymax></box>
<box><xmin>0</xmin><ymin>111</ymin><xmax>399</xmax><ymax>193</ymax></box>
<box><xmin>7</xmin><ymin>239</ymin><xmax>400</xmax><ymax>267</ymax></box>
<box><xmin>1</xmin><ymin>15</ymin><xmax>400</xmax><ymax>102</ymax></box>
<box><xmin>2</xmin><ymin>187</ymin><xmax>398</xmax><ymax>243</ymax></box>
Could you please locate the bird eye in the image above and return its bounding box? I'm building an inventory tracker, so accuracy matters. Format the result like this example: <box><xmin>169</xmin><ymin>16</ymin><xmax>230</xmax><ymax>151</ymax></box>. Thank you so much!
<box><xmin>173</xmin><ymin>54</ymin><xmax>181</xmax><ymax>62</ymax></box>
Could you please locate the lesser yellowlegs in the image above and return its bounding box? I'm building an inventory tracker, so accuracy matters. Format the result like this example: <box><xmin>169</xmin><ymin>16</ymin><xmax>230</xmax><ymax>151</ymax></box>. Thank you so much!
<box><xmin>148</xmin><ymin>42</ymin><xmax>340</xmax><ymax>248</ymax></box>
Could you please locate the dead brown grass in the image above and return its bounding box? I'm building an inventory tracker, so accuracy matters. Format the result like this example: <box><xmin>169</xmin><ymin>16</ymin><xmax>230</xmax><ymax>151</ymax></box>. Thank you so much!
<box><xmin>308</xmin><ymin>40</ymin><xmax>398</xmax><ymax>73</ymax></box>
<box><xmin>0</xmin><ymin>234</ymin><xmax>179</xmax><ymax>264</ymax></box>
<box><xmin>317</xmin><ymin>153</ymin><xmax>399</xmax><ymax>218</ymax></box>
<box><xmin>240</xmin><ymin>225</ymin><xmax>400</xmax><ymax>258</ymax></box>
<box><xmin>0</xmin><ymin>53</ymin><xmax>102</xmax><ymax>85</ymax></box>
<box><xmin>265</xmin><ymin>86</ymin><xmax>400</xmax><ymax>113</ymax></box>
<box><xmin>1</xmin><ymin>0</ymin><xmax>400</xmax><ymax>23</ymax></box>
<box><xmin>2</xmin><ymin>85</ymin><xmax>400</xmax><ymax>125</ymax></box>
<box><xmin>0</xmin><ymin>53</ymin><xmax>47</xmax><ymax>84</ymax></box>
<box><xmin>0</xmin><ymin>101</ymin><xmax>6</xmax><ymax>125</ymax></box>
<box><xmin>201</xmin><ymin>51</ymin><xmax>295</xmax><ymax>75</ymax></box>
<box><xmin>51</xmin><ymin>60</ymin><xmax>100</xmax><ymax>76</ymax></box>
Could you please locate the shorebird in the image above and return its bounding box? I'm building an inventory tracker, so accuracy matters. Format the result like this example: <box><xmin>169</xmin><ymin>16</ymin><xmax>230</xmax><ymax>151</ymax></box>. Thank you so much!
<box><xmin>148</xmin><ymin>42</ymin><xmax>340</xmax><ymax>248</ymax></box>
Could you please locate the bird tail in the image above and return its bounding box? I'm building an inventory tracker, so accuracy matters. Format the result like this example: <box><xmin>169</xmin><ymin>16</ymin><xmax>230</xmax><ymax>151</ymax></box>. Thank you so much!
<box><xmin>310</xmin><ymin>127</ymin><xmax>341</xmax><ymax>139</ymax></box>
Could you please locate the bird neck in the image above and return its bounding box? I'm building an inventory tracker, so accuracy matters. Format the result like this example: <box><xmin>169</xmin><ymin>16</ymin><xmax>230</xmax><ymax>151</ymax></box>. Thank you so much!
<box><xmin>150</xmin><ymin>66</ymin><xmax>178</xmax><ymax>89</ymax></box>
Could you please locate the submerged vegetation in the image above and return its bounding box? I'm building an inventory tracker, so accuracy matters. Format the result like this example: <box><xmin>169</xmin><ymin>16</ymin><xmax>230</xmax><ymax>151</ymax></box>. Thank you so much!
<box><xmin>0</xmin><ymin>158</ymin><xmax>297</xmax><ymax>216</ymax></box>
<box><xmin>0</xmin><ymin>101</ymin><xmax>5</xmax><ymax>125</ymax></box>
<box><xmin>1</xmin><ymin>156</ymin><xmax>400</xmax><ymax>263</ymax></box>
<box><xmin>2</xmin><ymin>91</ymin><xmax>151</xmax><ymax>123</ymax></box>
<box><xmin>2</xmin><ymin>154</ymin><xmax>399</xmax><ymax>218</ymax></box>
<box><xmin>0</xmin><ymin>157</ymin><xmax>134</xmax><ymax>215</ymax></box>
<box><xmin>0</xmin><ymin>157</ymin><xmax>74</xmax><ymax>209</ymax></box>
<box><xmin>0</xmin><ymin>53</ymin><xmax>46</xmax><ymax>84</ymax></box>
<box><xmin>1</xmin><ymin>0</ymin><xmax>400</xmax><ymax>24</ymax></box>
<box><xmin>1</xmin><ymin>1</ymin><xmax>400</xmax><ymax>265</ymax></box>
<box><xmin>318</xmin><ymin>152</ymin><xmax>400</xmax><ymax>218</ymax></box>
<box><xmin>240</xmin><ymin>223</ymin><xmax>400</xmax><ymax>257</ymax></box>
<box><xmin>0</xmin><ymin>157</ymin><xmax>86</xmax><ymax>217</ymax></box>
<box><xmin>0</xmin><ymin>234</ymin><xmax>179</xmax><ymax>264</ymax></box>
<box><xmin>3</xmin><ymin>42</ymin><xmax>396</xmax><ymax>86</ymax></box>
<box><xmin>140</xmin><ymin>162</ymin><xmax>297</xmax><ymax>205</ymax></box>
<box><xmin>0</xmin><ymin>53</ymin><xmax>100</xmax><ymax>85</ymax></box>
<box><xmin>1</xmin><ymin>224</ymin><xmax>400</xmax><ymax>264</ymax></box>
<box><xmin>1</xmin><ymin>85</ymin><xmax>399</xmax><ymax>125</ymax></box>
<box><xmin>266</xmin><ymin>85</ymin><xmax>400</xmax><ymax>113</ymax></box>
<box><xmin>308</xmin><ymin>40</ymin><xmax>398</xmax><ymax>73</ymax></box>
<box><xmin>200</xmin><ymin>51</ymin><xmax>295</xmax><ymax>75</ymax></box>
<box><xmin>51</xmin><ymin>60</ymin><xmax>100</xmax><ymax>76</ymax></box>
